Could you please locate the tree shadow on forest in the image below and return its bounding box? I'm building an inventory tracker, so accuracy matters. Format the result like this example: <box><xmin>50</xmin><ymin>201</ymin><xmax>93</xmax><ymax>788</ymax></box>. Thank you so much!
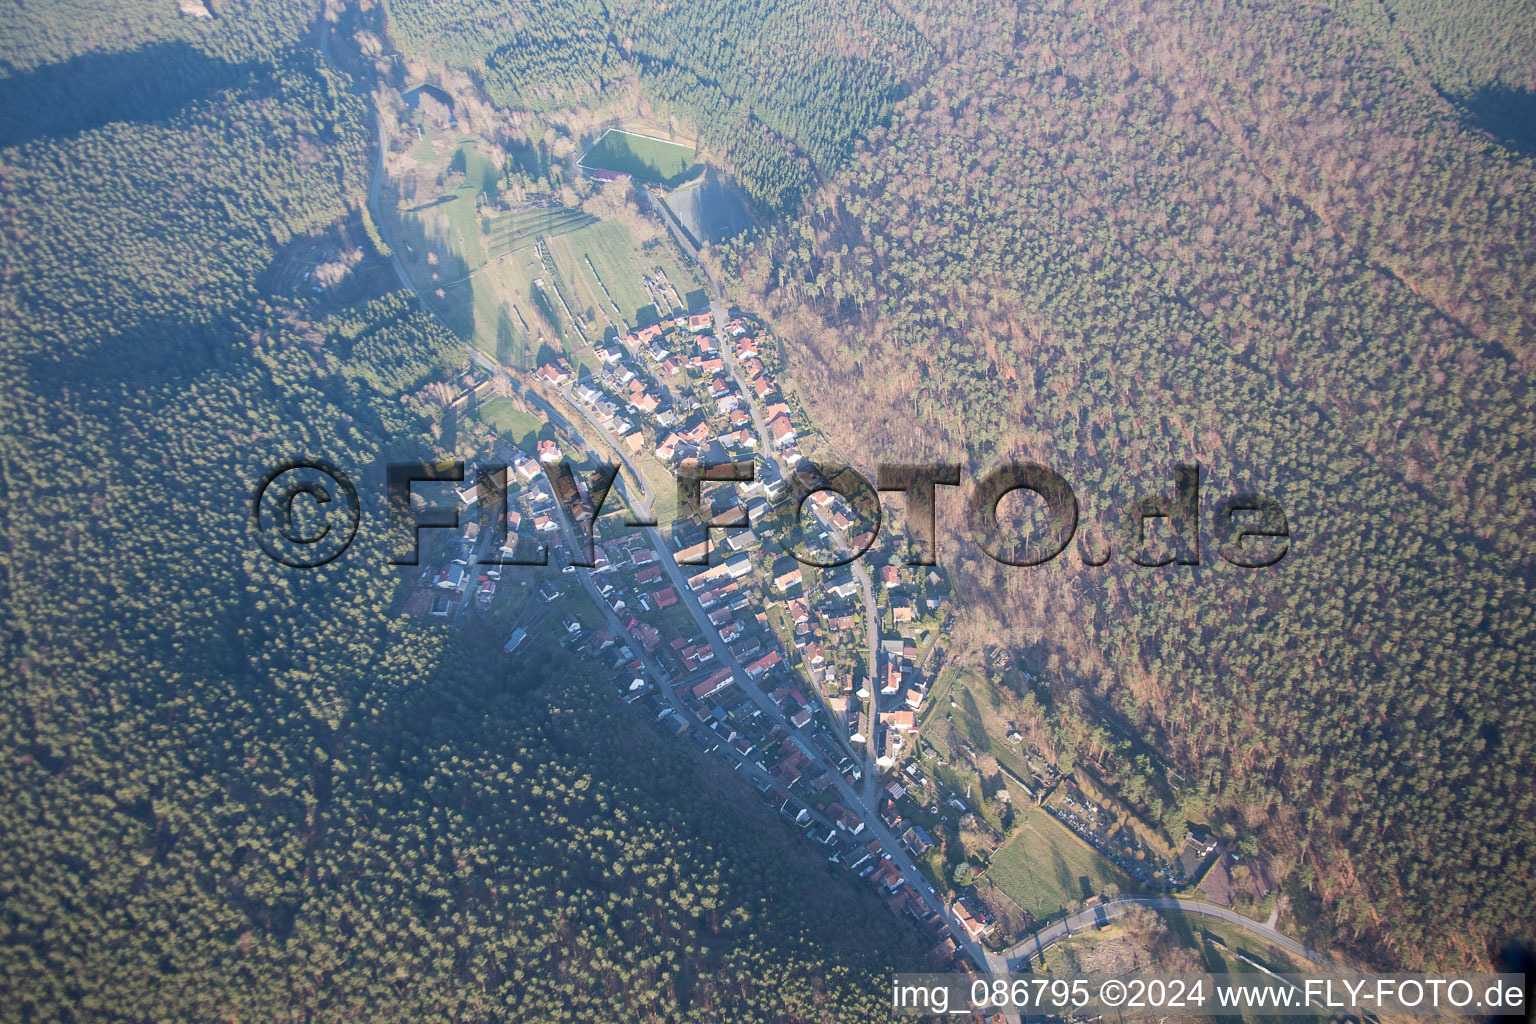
<box><xmin>26</xmin><ymin>314</ymin><xmax>223</xmax><ymax>396</ymax></box>
<box><xmin>0</xmin><ymin>41</ymin><xmax>260</xmax><ymax>149</ymax></box>
<box><xmin>1458</xmin><ymin>85</ymin><xmax>1536</xmax><ymax>157</ymax></box>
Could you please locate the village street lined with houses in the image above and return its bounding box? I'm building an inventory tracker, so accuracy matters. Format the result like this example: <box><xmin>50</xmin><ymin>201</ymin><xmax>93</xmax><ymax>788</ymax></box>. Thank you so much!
<box><xmin>440</xmin><ymin>305</ymin><xmax>1006</xmax><ymax>976</ymax></box>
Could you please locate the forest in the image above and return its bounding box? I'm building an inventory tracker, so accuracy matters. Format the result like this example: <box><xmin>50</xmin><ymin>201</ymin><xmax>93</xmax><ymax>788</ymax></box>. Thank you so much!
<box><xmin>723</xmin><ymin>0</ymin><xmax>1536</xmax><ymax>969</ymax></box>
<box><xmin>3</xmin><ymin>0</ymin><xmax>1534</xmax><ymax>1012</ymax></box>
<box><xmin>0</xmin><ymin>5</ymin><xmax>926</xmax><ymax>1020</ymax></box>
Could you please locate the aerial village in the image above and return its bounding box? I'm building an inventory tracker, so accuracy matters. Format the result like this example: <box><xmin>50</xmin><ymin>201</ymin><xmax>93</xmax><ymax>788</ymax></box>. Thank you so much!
<box><xmin>390</xmin><ymin>293</ymin><xmax>1014</xmax><ymax>963</ymax></box>
<box><xmin>381</xmin><ymin>104</ymin><xmax>1280</xmax><ymax>962</ymax></box>
<box><xmin>390</xmin><ymin>274</ymin><xmax>1276</xmax><ymax>969</ymax></box>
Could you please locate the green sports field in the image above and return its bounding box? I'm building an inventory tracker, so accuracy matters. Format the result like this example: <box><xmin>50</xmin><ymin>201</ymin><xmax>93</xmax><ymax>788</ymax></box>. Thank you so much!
<box><xmin>579</xmin><ymin>130</ymin><xmax>698</xmax><ymax>186</ymax></box>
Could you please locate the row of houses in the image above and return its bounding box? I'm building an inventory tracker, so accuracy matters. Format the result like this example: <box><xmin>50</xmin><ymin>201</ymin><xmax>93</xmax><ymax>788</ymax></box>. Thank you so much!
<box><xmin>409</xmin><ymin>442</ymin><xmax>580</xmax><ymax>617</ymax></box>
<box><xmin>571</xmin><ymin>312</ymin><xmax>952</xmax><ymax>784</ymax></box>
<box><xmin>544</xmin><ymin>311</ymin><xmax>986</xmax><ymax>970</ymax></box>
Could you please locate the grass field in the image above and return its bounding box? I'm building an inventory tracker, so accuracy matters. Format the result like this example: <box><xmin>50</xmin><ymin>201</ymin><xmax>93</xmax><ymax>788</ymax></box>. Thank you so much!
<box><xmin>470</xmin><ymin>245</ymin><xmax>590</xmax><ymax>373</ymax></box>
<box><xmin>388</xmin><ymin>126</ymin><xmax>705</xmax><ymax>374</ymax></box>
<box><xmin>446</xmin><ymin>195</ymin><xmax>486</xmax><ymax>270</ymax></box>
<box><xmin>420</xmin><ymin>140</ymin><xmax>503</xmax><ymax>273</ymax></box>
<box><xmin>487</xmin><ymin>206</ymin><xmax>596</xmax><ymax>258</ymax></box>
<box><xmin>478</xmin><ymin>397</ymin><xmax>544</xmax><ymax>448</ymax></box>
<box><xmin>579</xmin><ymin>130</ymin><xmax>697</xmax><ymax>186</ymax></box>
<box><xmin>922</xmin><ymin>666</ymin><xmax>1035</xmax><ymax>782</ymax></box>
<box><xmin>544</xmin><ymin>234</ymin><xmax>617</xmax><ymax>338</ymax></box>
<box><xmin>551</xmin><ymin>221</ymin><xmax>657</xmax><ymax>329</ymax></box>
<box><xmin>451</xmin><ymin>141</ymin><xmax>502</xmax><ymax>196</ymax></box>
<box><xmin>636</xmin><ymin>453</ymin><xmax>683</xmax><ymax>532</ymax></box>
<box><xmin>446</xmin><ymin>142</ymin><xmax>502</xmax><ymax>269</ymax></box>
<box><xmin>984</xmin><ymin>811</ymin><xmax>1131</xmax><ymax>921</ymax></box>
<box><xmin>388</xmin><ymin>131</ymin><xmax>520</xmax><ymax>354</ymax></box>
<box><xmin>545</xmin><ymin>219</ymin><xmax>708</xmax><ymax>341</ymax></box>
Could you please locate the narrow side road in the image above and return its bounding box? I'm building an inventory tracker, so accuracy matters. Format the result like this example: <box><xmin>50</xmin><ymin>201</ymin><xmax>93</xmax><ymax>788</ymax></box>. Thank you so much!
<box><xmin>1002</xmin><ymin>896</ymin><xmax>1330</xmax><ymax>969</ymax></box>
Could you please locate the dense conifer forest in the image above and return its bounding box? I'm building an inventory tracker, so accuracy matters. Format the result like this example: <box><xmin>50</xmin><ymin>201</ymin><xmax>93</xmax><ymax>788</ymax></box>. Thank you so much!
<box><xmin>385</xmin><ymin>0</ymin><xmax>922</xmax><ymax>211</ymax></box>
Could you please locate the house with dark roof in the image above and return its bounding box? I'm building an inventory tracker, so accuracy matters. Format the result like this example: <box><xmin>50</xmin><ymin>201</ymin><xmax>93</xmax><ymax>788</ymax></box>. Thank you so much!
<box><xmin>902</xmin><ymin>825</ymin><xmax>935</xmax><ymax>857</ymax></box>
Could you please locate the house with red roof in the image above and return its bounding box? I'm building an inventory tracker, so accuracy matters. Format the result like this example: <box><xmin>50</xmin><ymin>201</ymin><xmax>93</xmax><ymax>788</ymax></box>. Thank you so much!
<box><xmin>745</xmin><ymin>650</ymin><xmax>782</xmax><ymax>678</ymax></box>
<box><xmin>691</xmin><ymin>667</ymin><xmax>733</xmax><ymax>700</ymax></box>
<box><xmin>951</xmin><ymin>896</ymin><xmax>995</xmax><ymax>939</ymax></box>
<box><xmin>768</xmin><ymin>414</ymin><xmax>796</xmax><ymax>447</ymax></box>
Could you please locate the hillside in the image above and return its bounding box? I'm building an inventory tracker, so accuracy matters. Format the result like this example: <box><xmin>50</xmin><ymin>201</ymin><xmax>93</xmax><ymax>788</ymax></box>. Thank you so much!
<box><xmin>730</xmin><ymin>0</ymin><xmax>1536</xmax><ymax>968</ymax></box>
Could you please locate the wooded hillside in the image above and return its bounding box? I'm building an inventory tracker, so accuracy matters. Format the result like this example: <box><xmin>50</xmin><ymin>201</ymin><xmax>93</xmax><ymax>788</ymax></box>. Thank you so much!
<box><xmin>730</xmin><ymin>0</ymin><xmax>1536</xmax><ymax>968</ymax></box>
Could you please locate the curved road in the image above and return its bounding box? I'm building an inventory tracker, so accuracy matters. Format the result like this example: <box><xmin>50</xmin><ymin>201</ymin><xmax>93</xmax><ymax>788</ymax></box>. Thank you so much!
<box><xmin>1002</xmin><ymin>896</ymin><xmax>1329</xmax><ymax>969</ymax></box>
